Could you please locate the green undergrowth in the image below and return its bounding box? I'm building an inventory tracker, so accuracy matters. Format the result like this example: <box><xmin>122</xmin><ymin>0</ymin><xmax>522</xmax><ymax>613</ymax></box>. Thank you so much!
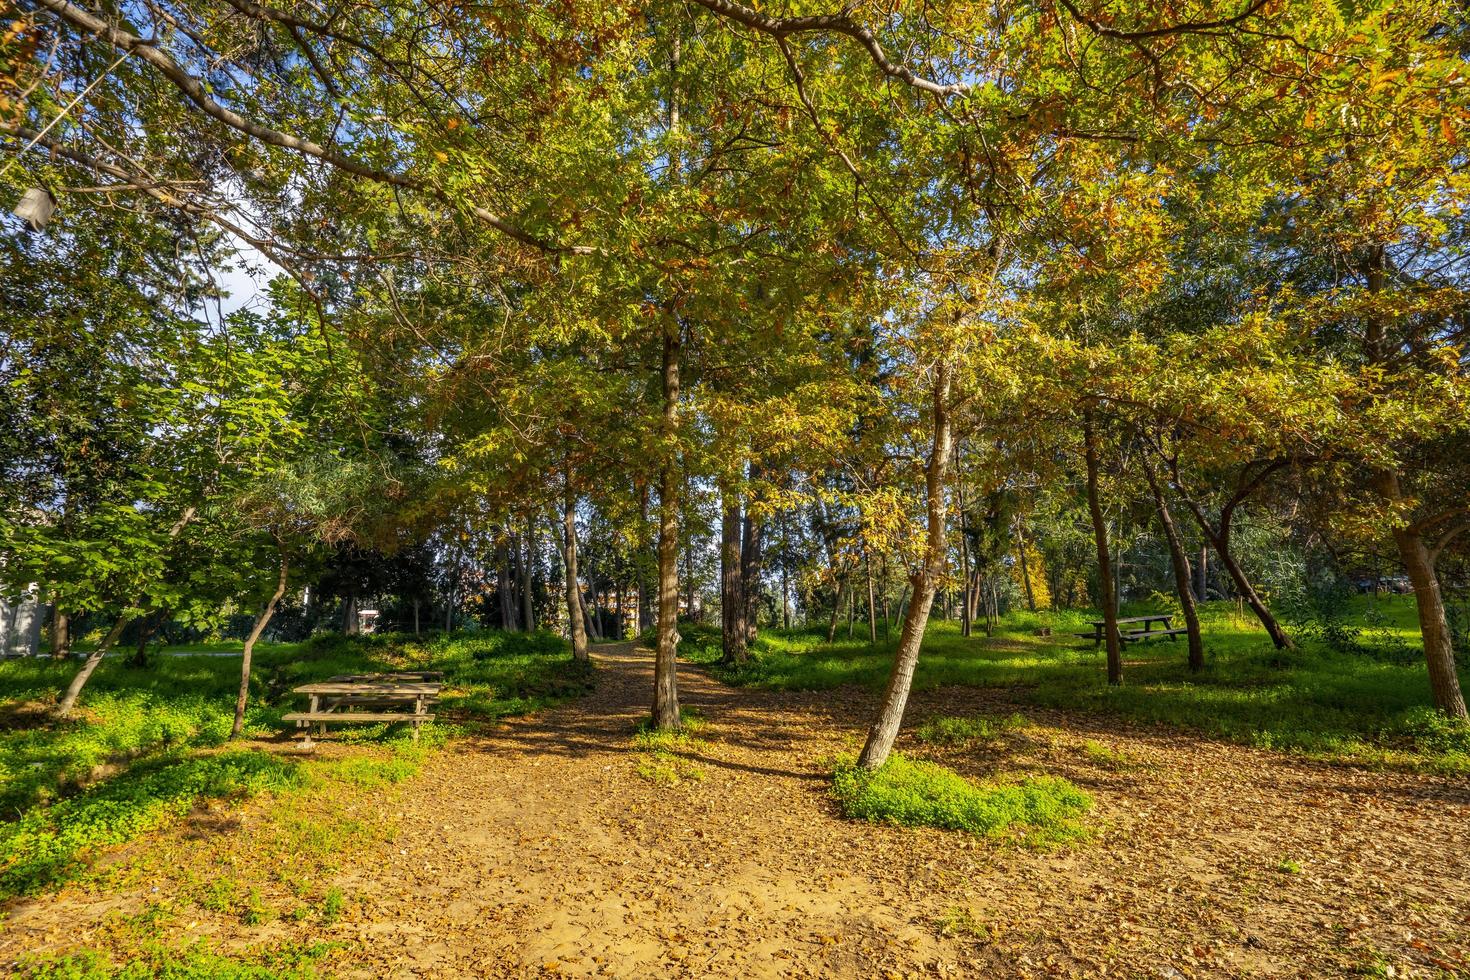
<box><xmin>917</xmin><ymin>712</ymin><xmax>1030</xmax><ymax>747</ymax></box>
<box><xmin>685</xmin><ymin>602</ymin><xmax>1470</xmax><ymax>773</ymax></box>
<box><xmin>12</xmin><ymin>939</ymin><xmax>337</xmax><ymax>979</ymax></box>
<box><xmin>831</xmin><ymin>753</ymin><xmax>1092</xmax><ymax>846</ymax></box>
<box><xmin>633</xmin><ymin>708</ymin><xmax>707</xmax><ymax>786</ymax></box>
<box><xmin>0</xmin><ymin>630</ymin><xmax>590</xmax><ymax>901</ymax></box>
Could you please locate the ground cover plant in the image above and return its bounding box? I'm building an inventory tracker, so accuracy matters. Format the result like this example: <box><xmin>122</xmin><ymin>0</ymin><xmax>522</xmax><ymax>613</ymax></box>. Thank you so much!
<box><xmin>683</xmin><ymin>598</ymin><xmax>1470</xmax><ymax>773</ymax></box>
<box><xmin>0</xmin><ymin>631</ymin><xmax>588</xmax><ymax>900</ymax></box>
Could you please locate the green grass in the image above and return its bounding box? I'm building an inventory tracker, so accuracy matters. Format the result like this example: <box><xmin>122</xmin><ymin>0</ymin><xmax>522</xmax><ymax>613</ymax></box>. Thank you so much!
<box><xmin>682</xmin><ymin>598</ymin><xmax>1470</xmax><ymax>773</ymax></box>
<box><xmin>13</xmin><ymin>940</ymin><xmax>336</xmax><ymax>979</ymax></box>
<box><xmin>831</xmin><ymin>753</ymin><xmax>1092</xmax><ymax>845</ymax></box>
<box><xmin>916</xmin><ymin>712</ymin><xmax>1030</xmax><ymax>746</ymax></box>
<box><xmin>0</xmin><ymin>629</ymin><xmax>592</xmax><ymax>901</ymax></box>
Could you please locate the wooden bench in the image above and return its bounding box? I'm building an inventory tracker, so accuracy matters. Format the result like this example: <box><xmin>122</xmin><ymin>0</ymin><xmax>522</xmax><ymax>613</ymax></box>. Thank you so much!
<box><xmin>1122</xmin><ymin>628</ymin><xmax>1188</xmax><ymax>643</ymax></box>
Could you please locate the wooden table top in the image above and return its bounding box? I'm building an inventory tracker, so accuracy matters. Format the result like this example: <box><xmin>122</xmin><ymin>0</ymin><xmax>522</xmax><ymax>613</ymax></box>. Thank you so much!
<box><xmin>1087</xmin><ymin>614</ymin><xmax>1173</xmax><ymax>626</ymax></box>
<box><xmin>293</xmin><ymin>681</ymin><xmax>442</xmax><ymax>696</ymax></box>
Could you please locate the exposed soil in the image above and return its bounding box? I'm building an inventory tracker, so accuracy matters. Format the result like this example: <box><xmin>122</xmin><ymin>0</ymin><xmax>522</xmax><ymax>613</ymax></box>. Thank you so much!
<box><xmin>5</xmin><ymin>642</ymin><xmax>1470</xmax><ymax>978</ymax></box>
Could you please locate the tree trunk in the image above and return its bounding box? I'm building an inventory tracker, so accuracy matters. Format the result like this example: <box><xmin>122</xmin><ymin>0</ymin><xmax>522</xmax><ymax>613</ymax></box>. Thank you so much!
<box><xmin>56</xmin><ymin>506</ymin><xmax>196</xmax><ymax>718</ymax></box>
<box><xmin>563</xmin><ymin>476</ymin><xmax>590</xmax><ymax>662</ymax></box>
<box><xmin>1178</xmin><ymin>498</ymin><xmax>1294</xmax><ymax>650</ymax></box>
<box><xmin>1083</xmin><ymin>415</ymin><xmax>1123</xmax><ymax>686</ymax></box>
<box><xmin>826</xmin><ymin>576</ymin><xmax>848</xmax><ymax>645</ymax></box>
<box><xmin>653</xmin><ymin>315</ymin><xmax>683</xmax><ymax>731</ymax></box>
<box><xmin>522</xmin><ymin>514</ymin><xmax>537</xmax><ymax>632</ymax></box>
<box><xmin>857</xmin><ymin>361</ymin><xmax>952</xmax><ymax>771</ymax></box>
<box><xmin>741</xmin><ymin>494</ymin><xmax>763</xmax><ymax>643</ymax></box>
<box><xmin>1142</xmin><ymin>454</ymin><xmax>1204</xmax><ymax>672</ymax></box>
<box><xmin>51</xmin><ymin>609</ymin><xmax>71</xmax><ymax>659</ymax></box>
<box><xmin>413</xmin><ymin>598</ymin><xmax>420</xmax><ymax>636</ymax></box>
<box><xmin>864</xmin><ymin>547</ymin><xmax>878</xmax><ymax>644</ymax></box>
<box><xmin>127</xmin><ymin>609</ymin><xmax>167</xmax><ymax>669</ymax></box>
<box><xmin>1195</xmin><ymin>545</ymin><xmax>1209</xmax><ymax>602</ymax></box>
<box><xmin>233</xmin><ymin>551</ymin><xmax>288</xmax><ymax>737</ymax></box>
<box><xmin>1377</xmin><ymin>472</ymin><xmax>1467</xmax><ymax>717</ymax></box>
<box><xmin>343</xmin><ymin>591</ymin><xmax>360</xmax><ymax>635</ymax></box>
<box><xmin>1016</xmin><ymin>519</ymin><xmax>1036</xmax><ymax>612</ymax></box>
<box><xmin>638</xmin><ymin>481</ymin><xmax>654</xmax><ymax>633</ymax></box>
<box><xmin>720</xmin><ymin>491</ymin><xmax>747</xmax><ymax>663</ymax></box>
<box><xmin>955</xmin><ymin>442</ymin><xmax>972</xmax><ymax>638</ymax></box>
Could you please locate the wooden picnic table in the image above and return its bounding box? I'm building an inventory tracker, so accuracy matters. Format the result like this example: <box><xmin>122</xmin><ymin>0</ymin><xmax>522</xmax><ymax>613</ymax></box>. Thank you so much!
<box><xmin>1075</xmin><ymin>614</ymin><xmax>1186</xmax><ymax>647</ymax></box>
<box><xmin>285</xmin><ymin>674</ymin><xmax>442</xmax><ymax>746</ymax></box>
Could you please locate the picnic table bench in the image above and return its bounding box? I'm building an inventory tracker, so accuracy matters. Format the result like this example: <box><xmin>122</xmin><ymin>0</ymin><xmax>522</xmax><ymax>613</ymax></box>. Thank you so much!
<box><xmin>284</xmin><ymin>671</ymin><xmax>442</xmax><ymax>746</ymax></box>
<box><xmin>1074</xmin><ymin>614</ymin><xmax>1188</xmax><ymax>647</ymax></box>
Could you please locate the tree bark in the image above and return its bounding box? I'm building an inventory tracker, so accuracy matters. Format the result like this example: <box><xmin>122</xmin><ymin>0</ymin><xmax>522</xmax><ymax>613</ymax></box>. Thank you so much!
<box><xmin>638</xmin><ymin>481</ymin><xmax>654</xmax><ymax>633</ymax></box>
<box><xmin>51</xmin><ymin>609</ymin><xmax>71</xmax><ymax>659</ymax></box>
<box><xmin>343</xmin><ymin>591</ymin><xmax>360</xmax><ymax>635</ymax></box>
<box><xmin>653</xmin><ymin>313</ymin><xmax>683</xmax><ymax>730</ymax></box>
<box><xmin>864</xmin><ymin>547</ymin><xmax>878</xmax><ymax>644</ymax></box>
<box><xmin>826</xmin><ymin>576</ymin><xmax>848</xmax><ymax>644</ymax></box>
<box><xmin>1142</xmin><ymin>454</ymin><xmax>1204</xmax><ymax>672</ymax></box>
<box><xmin>720</xmin><ymin>491</ymin><xmax>747</xmax><ymax>663</ymax></box>
<box><xmin>741</xmin><ymin>493</ymin><xmax>763</xmax><ymax>643</ymax></box>
<box><xmin>563</xmin><ymin>476</ymin><xmax>590</xmax><ymax>662</ymax></box>
<box><xmin>1177</xmin><ymin>496</ymin><xmax>1294</xmax><ymax>650</ymax></box>
<box><xmin>1016</xmin><ymin>519</ymin><xmax>1037</xmax><ymax>612</ymax></box>
<box><xmin>57</xmin><ymin>506</ymin><xmax>196</xmax><ymax>717</ymax></box>
<box><xmin>522</xmin><ymin>513</ymin><xmax>537</xmax><ymax>631</ymax></box>
<box><xmin>1083</xmin><ymin>415</ymin><xmax>1123</xmax><ymax>686</ymax></box>
<box><xmin>1377</xmin><ymin>472</ymin><xmax>1467</xmax><ymax>717</ymax></box>
<box><xmin>233</xmin><ymin>550</ymin><xmax>288</xmax><ymax>737</ymax></box>
<box><xmin>1195</xmin><ymin>545</ymin><xmax>1209</xmax><ymax>602</ymax></box>
<box><xmin>955</xmin><ymin>442</ymin><xmax>972</xmax><ymax>637</ymax></box>
<box><xmin>857</xmin><ymin>361</ymin><xmax>952</xmax><ymax>771</ymax></box>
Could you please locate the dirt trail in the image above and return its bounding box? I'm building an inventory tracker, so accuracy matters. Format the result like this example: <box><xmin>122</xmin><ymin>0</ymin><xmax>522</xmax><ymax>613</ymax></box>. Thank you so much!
<box><xmin>6</xmin><ymin>643</ymin><xmax>1470</xmax><ymax>978</ymax></box>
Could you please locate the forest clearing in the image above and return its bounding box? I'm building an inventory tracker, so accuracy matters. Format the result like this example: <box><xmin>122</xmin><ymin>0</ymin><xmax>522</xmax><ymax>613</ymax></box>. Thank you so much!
<box><xmin>4</xmin><ymin>0</ymin><xmax>1470</xmax><ymax>977</ymax></box>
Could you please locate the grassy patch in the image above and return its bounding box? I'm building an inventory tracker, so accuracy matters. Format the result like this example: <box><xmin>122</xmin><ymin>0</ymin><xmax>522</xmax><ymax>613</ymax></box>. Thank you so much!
<box><xmin>693</xmin><ymin>599</ymin><xmax>1470</xmax><ymax>772</ymax></box>
<box><xmin>13</xmin><ymin>940</ymin><xmax>336</xmax><ymax>979</ymax></box>
<box><xmin>0</xmin><ymin>751</ymin><xmax>304</xmax><ymax>898</ymax></box>
<box><xmin>916</xmin><ymin>713</ymin><xmax>1029</xmax><ymax>747</ymax></box>
<box><xmin>830</xmin><ymin>753</ymin><xmax>1091</xmax><ymax>845</ymax></box>
<box><xmin>632</xmin><ymin>708</ymin><xmax>707</xmax><ymax>786</ymax></box>
<box><xmin>1079</xmin><ymin>739</ymin><xmax>1152</xmax><ymax>770</ymax></box>
<box><xmin>933</xmin><ymin>906</ymin><xmax>991</xmax><ymax>940</ymax></box>
<box><xmin>0</xmin><ymin>630</ymin><xmax>591</xmax><ymax>902</ymax></box>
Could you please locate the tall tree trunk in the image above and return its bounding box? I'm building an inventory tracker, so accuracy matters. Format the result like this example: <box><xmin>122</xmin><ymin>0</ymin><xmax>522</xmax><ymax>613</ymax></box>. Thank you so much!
<box><xmin>522</xmin><ymin>514</ymin><xmax>537</xmax><ymax>631</ymax></box>
<box><xmin>498</xmin><ymin>539</ymin><xmax>515</xmax><ymax>630</ymax></box>
<box><xmin>1178</xmin><ymin>498</ymin><xmax>1294</xmax><ymax>650</ymax></box>
<box><xmin>1016</xmin><ymin>519</ymin><xmax>1037</xmax><ymax>612</ymax></box>
<box><xmin>127</xmin><ymin>609</ymin><xmax>165</xmax><ymax>668</ymax></box>
<box><xmin>1083</xmin><ymin>415</ymin><xmax>1123</xmax><ymax>686</ymax></box>
<box><xmin>1195</xmin><ymin>545</ymin><xmax>1209</xmax><ymax>602</ymax></box>
<box><xmin>57</xmin><ymin>506</ymin><xmax>195</xmax><ymax>717</ymax></box>
<box><xmin>653</xmin><ymin>312</ymin><xmax>683</xmax><ymax>730</ymax></box>
<box><xmin>233</xmin><ymin>551</ymin><xmax>288</xmax><ymax>737</ymax></box>
<box><xmin>638</xmin><ymin>481</ymin><xmax>654</xmax><ymax>633</ymax></box>
<box><xmin>51</xmin><ymin>609</ymin><xmax>71</xmax><ymax>659</ymax></box>
<box><xmin>1378</xmin><ymin>472</ymin><xmax>1467</xmax><ymax>717</ymax></box>
<box><xmin>846</xmin><ymin>584</ymin><xmax>856</xmax><ymax>639</ymax></box>
<box><xmin>826</xmin><ymin>577</ymin><xmax>848</xmax><ymax>644</ymax></box>
<box><xmin>1361</xmin><ymin>249</ymin><xmax>1466</xmax><ymax>716</ymax></box>
<box><xmin>563</xmin><ymin>476</ymin><xmax>590</xmax><ymax>662</ymax></box>
<box><xmin>720</xmin><ymin>491</ymin><xmax>747</xmax><ymax>663</ymax></box>
<box><xmin>741</xmin><ymin>492</ymin><xmax>763</xmax><ymax>643</ymax></box>
<box><xmin>413</xmin><ymin>598</ymin><xmax>420</xmax><ymax>636</ymax></box>
<box><xmin>955</xmin><ymin>441</ymin><xmax>972</xmax><ymax>637</ymax></box>
<box><xmin>343</xmin><ymin>591</ymin><xmax>360</xmax><ymax>635</ymax></box>
<box><xmin>1142</xmin><ymin>454</ymin><xmax>1203</xmax><ymax>672</ymax></box>
<box><xmin>857</xmin><ymin>362</ymin><xmax>952</xmax><ymax>771</ymax></box>
<box><xmin>864</xmin><ymin>547</ymin><xmax>878</xmax><ymax>644</ymax></box>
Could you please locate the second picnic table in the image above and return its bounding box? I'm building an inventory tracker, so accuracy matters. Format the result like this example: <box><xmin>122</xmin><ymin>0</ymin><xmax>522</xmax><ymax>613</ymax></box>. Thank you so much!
<box><xmin>284</xmin><ymin>671</ymin><xmax>443</xmax><ymax>746</ymax></box>
<box><xmin>1075</xmin><ymin>614</ymin><xmax>1186</xmax><ymax>647</ymax></box>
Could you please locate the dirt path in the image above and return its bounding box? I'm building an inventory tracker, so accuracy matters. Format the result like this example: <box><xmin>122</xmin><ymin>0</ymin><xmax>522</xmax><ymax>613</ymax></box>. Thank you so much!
<box><xmin>6</xmin><ymin>643</ymin><xmax>1470</xmax><ymax>978</ymax></box>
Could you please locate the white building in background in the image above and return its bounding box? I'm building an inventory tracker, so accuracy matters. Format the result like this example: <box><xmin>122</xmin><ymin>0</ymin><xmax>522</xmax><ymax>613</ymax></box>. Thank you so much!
<box><xmin>0</xmin><ymin>586</ymin><xmax>45</xmax><ymax>657</ymax></box>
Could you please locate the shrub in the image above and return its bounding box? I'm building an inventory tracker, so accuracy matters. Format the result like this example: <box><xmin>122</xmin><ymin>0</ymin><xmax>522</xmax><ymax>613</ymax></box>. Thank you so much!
<box><xmin>831</xmin><ymin>754</ymin><xmax>1091</xmax><ymax>844</ymax></box>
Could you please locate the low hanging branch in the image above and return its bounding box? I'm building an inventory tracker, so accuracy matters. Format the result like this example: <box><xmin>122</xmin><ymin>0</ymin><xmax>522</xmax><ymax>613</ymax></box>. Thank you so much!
<box><xmin>32</xmin><ymin>0</ymin><xmax>596</xmax><ymax>256</ymax></box>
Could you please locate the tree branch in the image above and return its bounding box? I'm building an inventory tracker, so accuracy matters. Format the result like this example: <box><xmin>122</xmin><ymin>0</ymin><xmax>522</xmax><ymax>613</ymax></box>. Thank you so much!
<box><xmin>34</xmin><ymin>0</ymin><xmax>593</xmax><ymax>255</ymax></box>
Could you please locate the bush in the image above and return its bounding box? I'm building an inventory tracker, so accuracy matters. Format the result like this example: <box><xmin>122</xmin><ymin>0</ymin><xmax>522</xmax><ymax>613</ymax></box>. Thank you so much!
<box><xmin>831</xmin><ymin>754</ymin><xmax>1091</xmax><ymax>844</ymax></box>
